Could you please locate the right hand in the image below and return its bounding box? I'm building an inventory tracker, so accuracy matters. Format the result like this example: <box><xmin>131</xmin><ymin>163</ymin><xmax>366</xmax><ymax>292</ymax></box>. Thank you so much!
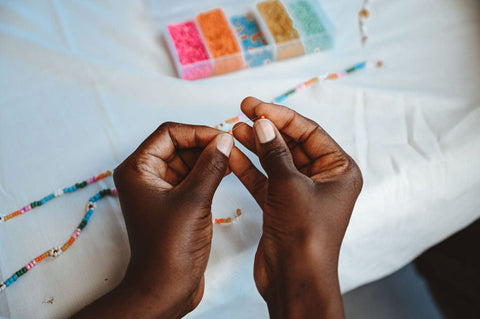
<box><xmin>229</xmin><ymin>97</ymin><xmax>363</xmax><ymax>318</ymax></box>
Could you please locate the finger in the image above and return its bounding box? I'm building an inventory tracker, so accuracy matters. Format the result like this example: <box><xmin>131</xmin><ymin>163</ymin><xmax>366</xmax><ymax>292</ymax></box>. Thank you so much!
<box><xmin>232</xmin><ymin>122</ymin><xmax>257</xmax><ymax>154</ymax></box>
<box><xmin>178</xmin><ymin>133</ymin><xmax>234</xmax><ymax>202</ymax></box>
<box><xmin>240</xmin><ymin>96</ymin><xmax>264</xmax><ymax>120</ymax></box>
<box><xmin>229</xmin><ymin>147</ymin><xmax>268</xmax><ymax>208</ymax></box>
<box><xmin>130</xmin><ymin>122</ymin><xmax>222</xmax><ymax>178</ymax></box>
<box><xmin>253</xmin><ymin>118</ymin><xmax>297</xmax><ymax>179</ymax></box>
<box><xmin>253</xmin><ymin>102</ymin><xmax>346</xmax><ymax>160</ymax></box>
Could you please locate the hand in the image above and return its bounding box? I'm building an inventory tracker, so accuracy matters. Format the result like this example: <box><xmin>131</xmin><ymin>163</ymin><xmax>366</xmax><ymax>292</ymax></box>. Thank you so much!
<box><xmin>74</xmin><ymin>123</ymin><xmax>234</xmax><ymax>319</ymax></box>
<box><xmin>229</xmin><ymin>97</ymin><xmax>363</xmax><ymax>318</ymax></box>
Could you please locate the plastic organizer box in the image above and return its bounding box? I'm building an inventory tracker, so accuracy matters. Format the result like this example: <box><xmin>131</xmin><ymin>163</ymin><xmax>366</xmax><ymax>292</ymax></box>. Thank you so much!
<box><xmin>164</xmin><ymin>0</ymin><xmax>334</xmax><ymax>80</ymax></box>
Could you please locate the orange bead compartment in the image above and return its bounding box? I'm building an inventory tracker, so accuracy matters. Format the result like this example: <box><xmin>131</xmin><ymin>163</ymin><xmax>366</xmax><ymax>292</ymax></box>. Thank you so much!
<box><xmin>196</xmin><ymin>9</ymin><xmax>244</xmax><ymax>75</ymax></box>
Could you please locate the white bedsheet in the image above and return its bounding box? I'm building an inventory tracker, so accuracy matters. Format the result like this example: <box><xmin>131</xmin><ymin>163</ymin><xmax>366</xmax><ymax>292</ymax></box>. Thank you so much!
<box><xmin>0</xmin><ymin>0</ymin><xmax>479</xmax><ymax>318</ymax></box>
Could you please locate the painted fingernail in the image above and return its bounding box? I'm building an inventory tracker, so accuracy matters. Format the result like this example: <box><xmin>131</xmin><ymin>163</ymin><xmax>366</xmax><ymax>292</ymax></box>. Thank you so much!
<box><xmin>254</xmin><ymin>119</ymin><xmax>276</xmax><ymax>144</ymax></box>
<box><xmin>216</xmin><ymin>133</ymin><xmax>234</xmax><ymax>157</ymax></box>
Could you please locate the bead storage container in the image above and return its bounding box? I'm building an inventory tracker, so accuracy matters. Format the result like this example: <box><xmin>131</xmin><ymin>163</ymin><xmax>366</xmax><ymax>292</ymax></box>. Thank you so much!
<box><xmin>157</xmin><ymin>0</ymin><xmax>334</xmax><ymax>80</ymax></box>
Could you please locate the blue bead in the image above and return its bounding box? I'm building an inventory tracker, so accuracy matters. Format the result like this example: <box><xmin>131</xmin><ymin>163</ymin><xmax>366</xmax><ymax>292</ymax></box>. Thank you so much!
<box><xmin>13</xmin><ymin>275</ymin><xmax>18</xmax><ymax>281</ymax></box>
<box><xmin>355</xmin><ymin>62</ymin><xmax>366</xmax><ymax>70</ymax></box>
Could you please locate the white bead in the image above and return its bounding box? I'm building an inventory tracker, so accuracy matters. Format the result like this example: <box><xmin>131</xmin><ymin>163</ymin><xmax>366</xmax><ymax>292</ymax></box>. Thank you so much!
<box><xmin>0</xmin><ymin>216</ymin><xmax>4</xmax><ymax>223</ymax></box>
<box><xmin>0</xmin><ymin>283</ymin><xmax>6</xmax><ymax>292</ymax></box>
<box><xmin>49</xmin><ymin>246</ymin><xmax>62</xmax><ymax>257</ymax></box>
<box><xmin>87</xmin><ymin>202</ymin><xmax>96</xmax><ymax>210</ymax></box>
<box><xmin>54</xmin><ymin>188</ymin><xmax>64</xmax><ymax>197</ymax></box>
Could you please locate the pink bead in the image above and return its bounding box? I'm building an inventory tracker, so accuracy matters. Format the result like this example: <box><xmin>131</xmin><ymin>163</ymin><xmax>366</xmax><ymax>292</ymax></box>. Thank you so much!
<box><xmin>112</xmin><ymin>189</ymin><xmax>118</xmax><ymax>195</ymax></box>
<box><xmin>27</xmin><ymin>205</ymin><xmax>32</xmax><ymax>211</ymax></box>
<box><xmin>73</xmin><ymin>228</ymin><xmax>81</xmax><ymax>238</ymax></box>
<box><xmin>26</xmin><ymin>264</ymin><xmax>31</xmax><ymax>270</ymax></box>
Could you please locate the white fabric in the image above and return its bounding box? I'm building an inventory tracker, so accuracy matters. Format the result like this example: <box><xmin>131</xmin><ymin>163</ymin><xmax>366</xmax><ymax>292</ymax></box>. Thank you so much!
<box><xmin>1</xmin><ymin>0</ymin><xmax>479</xmax><ymax>318</ymax></box>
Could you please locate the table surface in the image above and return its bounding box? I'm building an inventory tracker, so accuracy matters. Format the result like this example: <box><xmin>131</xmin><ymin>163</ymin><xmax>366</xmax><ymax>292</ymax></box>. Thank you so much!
<box><xmin>1</xmin><ymin>0</ymin><xmax>479</xmax><ymax>318</ymax></box>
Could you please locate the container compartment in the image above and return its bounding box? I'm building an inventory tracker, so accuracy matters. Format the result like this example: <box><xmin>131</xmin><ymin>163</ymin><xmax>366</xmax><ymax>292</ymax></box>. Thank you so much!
<box><xmin>229</xmin><ymin>12</ymin><xmax>275</xmax><ymax>67</ymax></box>
<box><xmin>255</xmin><ymin>0</ymin><xmax>305</xmax><ymax>60</ymax></box>
<box><xmin>165</xmin><ymin>20</ymin><xmax>213</xmax><ymax>80</ymax></box>
<box><xmin>196</xmin><ymin>9</ymin><xmax>245</xmax><ymax>75</ymax></box>
<box><xmin>285</xmin><ymin>0</ymin><xmax>334</xmax><ymax>53</ymax></box>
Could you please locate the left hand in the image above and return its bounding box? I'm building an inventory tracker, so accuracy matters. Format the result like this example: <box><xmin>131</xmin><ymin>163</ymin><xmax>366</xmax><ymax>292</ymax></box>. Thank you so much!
<box><xmin>74</xmin><ymin>122</ymin><xmax>234</xmax><ymax>319</ymax></box>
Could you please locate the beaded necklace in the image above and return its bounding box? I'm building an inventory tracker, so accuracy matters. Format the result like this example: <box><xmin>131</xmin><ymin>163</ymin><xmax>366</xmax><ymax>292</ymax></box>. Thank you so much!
<box><xmin>0</xmin><ymin>61</ymin><xmax>378</xmax><ymax>294</ymax></box>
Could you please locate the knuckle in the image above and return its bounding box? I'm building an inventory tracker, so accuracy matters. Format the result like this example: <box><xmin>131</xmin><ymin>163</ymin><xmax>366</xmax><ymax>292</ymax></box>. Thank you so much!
<box><xmin>337</xmin><ymin>155</ymin><xmax>363</xmax><ymax>193</ymax></box>
<box><xmin>127</xmin><ymin>155</ymin><xmax>154</xmax><ymax>176</ymax></box>
<box><xmin>159</xmin><ymin>121</ymin><xmax>177</xmax><ymax>129</ymax></box>
<box><xmin>203</xmin><ymin>155</ymin><xmax>227</xmax><ymax>176</ymax></box>
<box><xmin>261</xmin><ymin>144</ymin><xmax>289</xmax><ymax>165</ymax></box>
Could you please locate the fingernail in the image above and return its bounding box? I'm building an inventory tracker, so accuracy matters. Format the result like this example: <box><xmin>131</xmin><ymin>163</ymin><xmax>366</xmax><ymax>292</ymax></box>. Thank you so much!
<box><xmin>254</xmin><ymin>119</ymin><xmax>276</xmax><ymax>144</ymax></box>
<box><xmin>216</xmin><ymin>133</ymin><xmax>234</xmax><ymax>157</ymax></box>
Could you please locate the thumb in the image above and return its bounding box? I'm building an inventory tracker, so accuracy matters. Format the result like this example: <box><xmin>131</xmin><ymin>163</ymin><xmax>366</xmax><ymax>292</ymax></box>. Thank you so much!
<box><xmin>179</xmin><ymin>133</ymin><xmax>233</xmax><ymax>202</ymax></box>
<box><xmin>253</xmin><ymin>118</ymin><xmax>297</xmax><ymax>179</ymax></box>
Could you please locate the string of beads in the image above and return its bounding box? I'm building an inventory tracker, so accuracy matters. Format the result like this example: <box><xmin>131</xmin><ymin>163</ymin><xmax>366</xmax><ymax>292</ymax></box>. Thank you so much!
<box><xmin>0</xmin><ymin>170</ymin><xmax>242</xmax><ymax>294</ymax></box>
<box><xmin>0</xmin><ymin>188</ymin><xmax>116</xmax><ymax>293</ymax></box>
<box><xmin>0</xmin><ymin>170</ymin><xmax>112</xmax><ymax>223</ymax></box>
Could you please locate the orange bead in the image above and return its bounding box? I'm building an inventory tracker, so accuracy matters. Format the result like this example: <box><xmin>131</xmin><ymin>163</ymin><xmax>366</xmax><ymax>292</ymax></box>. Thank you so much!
<box><xmin>236</xmin><ymin>208</ymin><xmax>242</xmax><ymax>216</ymax></box>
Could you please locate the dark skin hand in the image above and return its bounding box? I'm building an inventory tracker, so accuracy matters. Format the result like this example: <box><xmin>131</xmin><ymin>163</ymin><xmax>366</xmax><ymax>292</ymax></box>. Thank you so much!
<box><xmin>73</xmin><ymin>123</ymin><xmax>235</xmax><ymax>319</ymax></box>
<box><xmin>229</xmin><ymin>97</ymin><xmax>363</xmax><ymax>319</ymax></box>
<box><xmin>73</xmin><ymin>97</ymin><xmax>363</xmax><ymax>319</ymax></box>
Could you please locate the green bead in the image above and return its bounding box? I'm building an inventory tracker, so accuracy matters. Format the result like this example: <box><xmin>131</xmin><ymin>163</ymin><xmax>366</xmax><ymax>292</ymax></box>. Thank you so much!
<box><xmin>346</xmin><ymin>67</ymin><xmax>356</xmax><ymax>73</ymax></box>
<box><xmin>79</xmin><ymin>220</ymin><xmax>87</xmax><ymax>230</ymax></box>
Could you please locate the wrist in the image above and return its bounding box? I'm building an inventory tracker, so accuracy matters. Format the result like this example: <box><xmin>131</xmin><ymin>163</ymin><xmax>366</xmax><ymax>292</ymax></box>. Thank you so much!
<box><xmin>73</xmin><ymin>277</ymin><xmax>194</xmax><ymax>319</ymax></box>
<box><xmin>264</xmin><ymin>270</ymin><xmax>344</xmax><ymax>319</ymax></box>
<box><xmin>261</xmin><ymin>244</ymin><xmax>344</xmax><ymax>319</ymax></box>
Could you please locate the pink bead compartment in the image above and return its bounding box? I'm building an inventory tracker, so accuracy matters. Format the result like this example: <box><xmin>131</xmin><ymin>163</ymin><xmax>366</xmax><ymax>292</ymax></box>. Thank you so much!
<box><xmin>167</xmin><ymin>21</ymin><xmax>213</xmax><ymax>80</ymax></box>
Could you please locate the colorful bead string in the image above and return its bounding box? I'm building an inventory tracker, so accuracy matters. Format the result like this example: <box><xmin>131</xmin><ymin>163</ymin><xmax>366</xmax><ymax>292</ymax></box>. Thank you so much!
<box><xmin>213</xmin><ymin>208</ymin><xmax>242</xmax><ymax>225</ymax></box>
<box><xmin>0</xmin><ymin>172</ymin><xmax>242</xmax><ymax>293</ymax></box>
<box><xmin>214</xmin><ymin>60</ymin><xmax>382</xmax><ymax>131</ymax></box>
<box><xmin>0</xmin><ymin>170</ymin><xmax>112</xmax><ymax>223</ymax></box>
<box><xmin>0</xmin><ymin>188</ymin><xmax>117</xmax><ymax>293</ymax></box>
